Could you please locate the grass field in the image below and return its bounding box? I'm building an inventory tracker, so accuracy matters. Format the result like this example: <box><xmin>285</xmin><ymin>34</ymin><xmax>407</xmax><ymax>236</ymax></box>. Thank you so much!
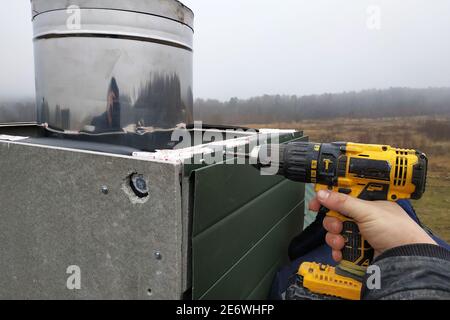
<box><xmin>247</xmin><ymin>116</ymin><xmax>450</xmax><ymax>242</ymax></box>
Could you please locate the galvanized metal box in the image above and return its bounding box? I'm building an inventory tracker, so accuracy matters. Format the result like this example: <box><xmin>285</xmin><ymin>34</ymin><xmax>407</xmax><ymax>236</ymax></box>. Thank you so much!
<box><xmin>0</xmin><ymin>125</ymin><xmax>306</xmax><ymax>299</ymax></box>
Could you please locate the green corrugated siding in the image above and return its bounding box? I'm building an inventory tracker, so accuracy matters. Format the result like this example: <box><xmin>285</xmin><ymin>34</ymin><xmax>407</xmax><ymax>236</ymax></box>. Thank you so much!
<box><xmin>190</xmin><ymin>133</ymin><xmax>308</xmax><ymax>300</ymax></box>
<box><xmin>198</xmin><ymin>203</ymin><xmax>303</xmax><ymax>300</ymax></box>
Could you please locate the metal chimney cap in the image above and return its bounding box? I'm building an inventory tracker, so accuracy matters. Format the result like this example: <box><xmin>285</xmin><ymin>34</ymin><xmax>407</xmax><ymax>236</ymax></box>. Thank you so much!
<box><xmin>31</xmin><ymin>0</ymin><xmax>194</xmax><ymax>30</ymax></box>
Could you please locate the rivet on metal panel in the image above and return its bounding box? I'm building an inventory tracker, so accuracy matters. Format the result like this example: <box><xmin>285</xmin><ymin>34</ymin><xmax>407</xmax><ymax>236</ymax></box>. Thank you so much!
<box><xmin>101</xmin><ymin>186</ymin><xmax>109</xmax><ymax>195</ymax></box>
<box><xmin>154</xmin><ymin>251</ymin><xmax>163</xmax><ymax>260</ymax></box>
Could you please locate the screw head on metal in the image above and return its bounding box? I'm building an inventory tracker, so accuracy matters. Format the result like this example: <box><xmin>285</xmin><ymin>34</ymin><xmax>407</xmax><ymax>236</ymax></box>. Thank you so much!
<box><xmin>130</xmin><ymin>174</ymin><xmax>149</xmax><ymax>198</ymax></box>
<box><xmin>101</xmin><ymin>186</ymin><xmax>109</xmax><ymax>195</ymax></box>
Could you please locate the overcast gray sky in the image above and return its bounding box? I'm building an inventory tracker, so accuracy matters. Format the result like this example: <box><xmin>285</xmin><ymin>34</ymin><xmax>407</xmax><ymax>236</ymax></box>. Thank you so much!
<box><xmin>1</xmin><ymin>0</ymin><xmax>450</xmax><ymax>101</ymax></box>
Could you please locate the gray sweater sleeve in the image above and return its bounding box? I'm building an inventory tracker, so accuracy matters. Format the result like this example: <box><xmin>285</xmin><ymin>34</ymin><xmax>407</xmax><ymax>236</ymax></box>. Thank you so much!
<box><xmin>362</xmin><ymin>244</ymin><xmax>450</xmax><ymax>300</ymax></box>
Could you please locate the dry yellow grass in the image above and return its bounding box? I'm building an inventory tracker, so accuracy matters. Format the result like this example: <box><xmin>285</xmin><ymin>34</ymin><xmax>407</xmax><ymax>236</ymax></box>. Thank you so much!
<box><xmin>247</xmin><ymin>116</ymin><xmax>450</xmax><ymax>242</ymax></box>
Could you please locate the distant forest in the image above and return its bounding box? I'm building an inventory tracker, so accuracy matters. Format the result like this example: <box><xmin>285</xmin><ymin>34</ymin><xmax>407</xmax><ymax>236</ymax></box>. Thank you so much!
<box><xmin>0</xmin><ymin>99</ymin><xmax>35</xmax><ymax>123</ymax></box>
<box><xmin>1</xmin><ymin>87</ymin><xmax>450</xmax><ymax>125</ymax></box>
<box><xmin>195</xmin><ymin>87</ymin><xmax>450</xmax><ymax>125</ymax></box>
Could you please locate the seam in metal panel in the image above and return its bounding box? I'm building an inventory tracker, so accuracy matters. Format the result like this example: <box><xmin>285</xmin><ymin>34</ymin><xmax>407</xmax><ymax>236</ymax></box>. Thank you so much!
<box><xmin>197</xmin><ymin>201</ymin><xmax>304</xmax><ymax>300</ymax></box>
<box><xmin>34</xmin><ymin>33</ymin><xmax>193</xmax><ymax>52</ymax></box>
<box><xmin>193</xmin><ymin>177</ymin><xmax>285</xmax><ymax>236</ymax></box>
<box><xmin>32</xmin><ymin>8</ymin><xmax>195</xmax><ymax>32</ymax></box>
<box><xmin>193</xmin><ymin>179</ymin><xmax>299</xmax><ymax>239</ymax></box>
<box><xmin>245</xmin><ymin>261</ymin><xmax>280</xmax><ymax>300</ymax></box>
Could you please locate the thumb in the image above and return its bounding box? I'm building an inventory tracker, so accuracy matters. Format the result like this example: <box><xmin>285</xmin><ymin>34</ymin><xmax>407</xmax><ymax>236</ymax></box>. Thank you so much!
<box><xmin>317</xmin><ymin>190</ymin><xmax>372</xmax><ymax>222</ymax></box>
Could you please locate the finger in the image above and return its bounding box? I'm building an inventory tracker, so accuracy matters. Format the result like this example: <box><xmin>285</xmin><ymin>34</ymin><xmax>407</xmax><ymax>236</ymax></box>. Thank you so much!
<box><xmin>332</xmin><ymin>250</ymin><xmax>343</xmax><ymax>262</ymax></box>
<box><xmin>308</xmin><ymin>197</ymin><xmax>321</xmax><ymax>212</ymax></box>
<box><xmin>317</xmin><ymin>190</ymin><xmax>373</xmax><ymax>221</ymax></box>
<box><xmin>326</xmin><ymin>233</ymin><xmax>345</xmax><ymax>250</ymax></box>
<box><xmin>323</xmin><ymin>217</ymin><xmax>343</xmax><ymax>234</ymax></box>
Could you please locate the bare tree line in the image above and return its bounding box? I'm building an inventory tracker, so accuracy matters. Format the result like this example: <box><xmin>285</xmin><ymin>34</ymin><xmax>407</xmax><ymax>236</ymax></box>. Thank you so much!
<box><xmin>0</xmin><ymin>99</ymin><xmax>36</xmax><ymax>123</ymax></box>
<box><xmin>2</xmin><ymin>87</ymin><xmax>450</xmax><ymax>125</ymax></box>
<box><xmin>195</xmin><ymin>87</ymin><xmax>450</xmax><ymax>125</ymax></box>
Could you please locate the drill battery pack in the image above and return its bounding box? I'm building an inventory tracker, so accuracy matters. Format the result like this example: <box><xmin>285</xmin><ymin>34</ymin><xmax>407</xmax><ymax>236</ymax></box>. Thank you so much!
<box><xmin>285</xmin><ymin>262</ymin><xmax>362</xmax><ymax>300</ymax></box>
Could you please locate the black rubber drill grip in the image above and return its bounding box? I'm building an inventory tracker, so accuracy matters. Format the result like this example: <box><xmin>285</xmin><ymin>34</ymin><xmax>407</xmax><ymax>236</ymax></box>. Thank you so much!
<box><xmin>341</xmin><ymin>220</ymin><xmax>374</xmax><ymax>267</ymax></box>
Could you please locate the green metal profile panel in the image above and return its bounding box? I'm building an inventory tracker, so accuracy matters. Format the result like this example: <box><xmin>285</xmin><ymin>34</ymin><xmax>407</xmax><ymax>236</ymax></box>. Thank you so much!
<box><xmin>191</xmin><ymin>133</ymin><xmax>308</xmax><ymax>300</ymax></box>
<box><xmin>200</xmin><ymin>203</ymin><xmax>304</xmax><ymax>300</ymax></box>
<box><xmin>246</xmin><ymin>261</ymin><xmax>282</xmax><ymax>300</ymax></box>
<box><xmin>192</xmin><ymin>164</ymin><xmax>285</xmax><ymax>236</ymax></box>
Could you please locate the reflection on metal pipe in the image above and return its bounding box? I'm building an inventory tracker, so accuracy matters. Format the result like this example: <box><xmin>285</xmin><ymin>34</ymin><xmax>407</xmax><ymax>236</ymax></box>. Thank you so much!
<box><xmin>90</xmin><ymin>77</ymin><xmax>121</xmax><ymax>133</ymax></box>
<box><xmin>31</xmin><ymin>0</ymin><xmax>194</xmax><ymax>144</ymax></box>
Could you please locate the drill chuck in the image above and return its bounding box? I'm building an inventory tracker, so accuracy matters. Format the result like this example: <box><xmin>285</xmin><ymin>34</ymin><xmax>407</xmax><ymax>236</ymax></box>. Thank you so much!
<box><xmin>278</xmin><ymin>142</ymin><xmax>318</xmax><ymax>183</ymax></box>
<box><xmin>253</xmin><ymin>142</ymin><xmax>341</xmax><ymax>186</ymax></box>
<box><xmin>253</xmin><ymin>143</ymin><xmax>311</xmax><ymax>181</ymax></box>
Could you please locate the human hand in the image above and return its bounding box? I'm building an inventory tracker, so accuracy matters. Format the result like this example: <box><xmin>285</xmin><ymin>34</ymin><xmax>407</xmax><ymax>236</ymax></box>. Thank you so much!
<box><xmin>309</xmin><ymin>190</ymin><xmax>437</xmax><ymax>262</ymax></box>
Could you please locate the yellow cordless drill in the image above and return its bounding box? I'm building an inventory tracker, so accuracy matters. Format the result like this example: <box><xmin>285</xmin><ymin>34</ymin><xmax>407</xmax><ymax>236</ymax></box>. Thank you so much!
<box><xmin>252</xmin><ymin>142</ymin><xmax>428</xmax><ymax>300</ymax></box>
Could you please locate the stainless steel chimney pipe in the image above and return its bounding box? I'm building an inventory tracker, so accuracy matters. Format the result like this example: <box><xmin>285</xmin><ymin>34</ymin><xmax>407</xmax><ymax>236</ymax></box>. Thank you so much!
<box><xmin>31</xmin><ymin>0</ymin><xmax>194</xmax><ymax>134</ymax></box>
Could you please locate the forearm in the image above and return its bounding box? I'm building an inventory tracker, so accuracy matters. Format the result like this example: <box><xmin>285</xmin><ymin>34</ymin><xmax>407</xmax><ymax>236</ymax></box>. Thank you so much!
<box><xmin>362</xmin><ymin>244</ymin><xmax>450</xmax><ymax>300</ymax></box>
